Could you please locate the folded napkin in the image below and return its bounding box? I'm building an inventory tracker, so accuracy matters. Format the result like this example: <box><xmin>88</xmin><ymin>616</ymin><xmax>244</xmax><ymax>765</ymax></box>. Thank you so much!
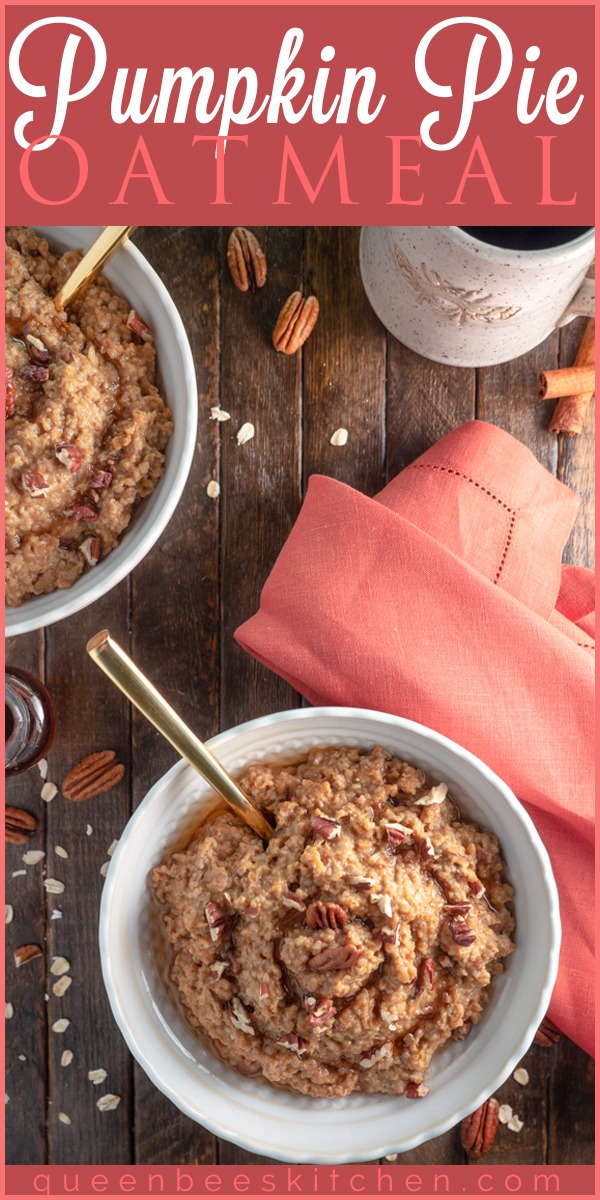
<box><xmin>236</xmin><ymin>420</ymin><xmax>594</xmax><ymax>1056</ymax></box>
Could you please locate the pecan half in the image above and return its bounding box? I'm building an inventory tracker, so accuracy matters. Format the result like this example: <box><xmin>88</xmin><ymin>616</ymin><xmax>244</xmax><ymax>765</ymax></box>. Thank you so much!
<box><xmin>56</xmin><ymin>443</ymin><xmax>84</xmax><ymax>473</ymax></box>
<box><xmin>449</xmin><ymin>917</ymin><xmax>476</xmax><ymax>947</ymax></box>
<box><xmin>534</xmin><ymin>1016</ymin><xmax>561</xmax><ymax>1046</ymax></box>
<box><xmin>305</xmin><ymin>901</ymin><xmax>348</xmax><ymax>931</ymax></box>
<box><xmin>308</xmin><ymin>944</ymin><xmax>361</xmax><ymax>971</ymax></box>
<box><xmin>5</xmin><ymin>365</ymin><xmax>15</xmax><ymax>418</ymax></box>
<box><xmin>14</xmin><ymin>944</ymin><xmax>43</xmax><ymax>968</ymax></box>
<box><xmin>62</xmin><ymin>750</ymin><xmax>125</xmax><ymax>801</ymax></box>
<box><xmin>276</xmin><ymin>1032</ymin><xmax>309</xmax><ymax>1055</ymax></box>
<box><xmin>227</xmin><ymin>227</ymin><xmax>267</xmax><ymax>292</ymax></box>
<box><xmin>308</xmin><ymin>998</ymin><xmax>336</xmax><ymax>1027</ymax></box>
<box><xmin>273</xmin><ymin>292</ymin><xmax>319</xmax><ymax>354</ymax></box>
<box><xmin>460</xmin><ymin>1098</ymin><xmax>500</xmax><ymax>1159</ymax></box>
<box><xmin>309</xmin><ymin>815</ymin><xmax>340</xmax><ymax>841</ymax></box>
<box><xmin>22</xmin><ymin>472</ymin><xmax>49</xmax><ymax>498</ymax></box>
<box><xmin>5</xmin><ymin>807</ymin><xmax>37</xmax><ymax>844</ymax></box>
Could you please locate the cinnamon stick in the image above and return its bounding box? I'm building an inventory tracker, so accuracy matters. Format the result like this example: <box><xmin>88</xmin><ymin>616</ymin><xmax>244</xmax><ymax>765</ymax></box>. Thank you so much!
<box><xmin>549</xmin><ymin>319</ymin><xmax>595</xmax><ymax>436</ymax></box>
<box><xmin>539</xmin><ymin>364</ymin><xmax>595</xmax><ymax>400</ymax></box>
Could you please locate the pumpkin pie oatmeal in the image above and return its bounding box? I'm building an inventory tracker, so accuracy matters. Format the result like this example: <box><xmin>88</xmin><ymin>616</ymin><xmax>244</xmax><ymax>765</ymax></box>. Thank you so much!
<box><xmin>151</xmin><ymin>745</ymin><xmax>515</xmax><ymax>1098</ymax></box>
<box><xmin>5</xmin><ymin>226</ymin><xmax>173</xmax><ymax>607</ymax></box>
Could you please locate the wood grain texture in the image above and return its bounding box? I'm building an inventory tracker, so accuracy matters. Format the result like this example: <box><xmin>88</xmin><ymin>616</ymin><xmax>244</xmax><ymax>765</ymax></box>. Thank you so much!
<box><xmin>4</xmin><ymin>227</ymin><xmax>594</xmax><ymax>1170</ymax></box>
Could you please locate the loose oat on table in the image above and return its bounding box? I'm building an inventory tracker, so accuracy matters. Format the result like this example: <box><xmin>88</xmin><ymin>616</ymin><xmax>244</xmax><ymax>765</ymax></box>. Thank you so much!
<box><xmin>236</xmin><ymin>421</ymin><xmax>255</xmax><ymax>446</ymax></box>
<box><xmin>58</xmin><ymin>1112</ymin><xmax>72</xmax><ymax>1126</ymax></box>
<box><xmin>5</xmin><ymin>227</ymin><xmax>173</xmax><ymax>607</ymax></box>
<box><xmin>52</xmin><ymin>975</ymin><xmax>72</xmax><ymax>997</ymax></box>
<box><xmin>330</xmin><ymin>427</ymin><xmax>349</xmax><ymax>447</ymax></box>
<box><xmin>96</xmin><ymin>1093</ymin><xmax>121</xmax><ymax>1111</ymax></box>
<box><xmin>107</xmin><ymin>839</ymin><xmax>119</xmax><ymax>857</ymax></box>
<box><xmin>6</xmin><ymin>1002</ymin><xmax>14</xmax><ymax>1020</ymax></box>
<box><xmin>151</xmin><ymin>744</ymin><xmax>514</xmax><ymax>1098</ymax></box>
<box><xmin>38</xmin><ymin>758</ymin><xmax>48</xmax><ymax>780</ymax></box>
<box><xmin>50</xmin><ymin>956</ymin><xmax>71</xmax><ymax>976</ymax></box>
<box><xmin>210</xmin><ymin>406</ymin><xmax>231</xmax><ymax>422</ymax></box>
<box><xmin>513</xmin><ymin>1067</ymin><xmax>529</xmax><ymax>1086</ymax></box>
<box><xmin>507</xmin><ymin>1114</ymin><xmax>524</xmax><ymax>1133</ymax></box>
<box><xmin>52</xmin><ymin>1018</ymin><xmax>70</xmax><ymax>1033</ymax></box>
<box><xmin>206</xmin><ymin>480</ymin><xmax>220</xmax><ymax>499</ymax></box>
<box><xmin>5</xmin><ymin>905</ymin><xmax>14</xmax><ymax>925</ymax></box>
<box><xmin>100</xmin><ymin>862</ymin><xmax>110</xmax><ymax>878</ymax></box>
<box><xmin>498</xmin><ymin>1103</ymin><xmax>513</xmax><ymax>1124</ymax></box>
<box><xmin>22</xmin><ymin>849</ymin><xmax>45</xmax><ymax>865</ymax></box>
<box><xmin>11</xmin><ymin>870</ymin><xmax>27</xmax><ymax>878</ymax></box>
<box><xmin>41</xmin><ymin>783</ymin><xmax>57</xmax><ymax>803</ymax></box>
<box><xmin>55</xmin><ymin>845</ymin><xmax>68</xmax><ymax>859</ymax></box>
<box><xmin>44</xmin><ymin>879</ymin><xmax>65</xmax><ymax>894</ymax></box>
<box><xmin>88</xmin><ymin>1068</ymin><xmax>108</xmax><ymax>1085</ymax></box>
<box><xmin>61</xmin><ymin>1050</ymin><xmax>74</xmax><ymax>1067</ymax></box>
<box><xmin>51</xmin><ymin>910</ymin><xmax>63</xmax><ymax>920</ymax></box>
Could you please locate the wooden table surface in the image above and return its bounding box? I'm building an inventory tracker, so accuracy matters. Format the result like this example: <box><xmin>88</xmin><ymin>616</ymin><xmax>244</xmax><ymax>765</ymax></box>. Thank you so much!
<box><xmin>6</xmin><ymin>227</ymin><xmax>594</xmax><ymax>1168</ymax></box>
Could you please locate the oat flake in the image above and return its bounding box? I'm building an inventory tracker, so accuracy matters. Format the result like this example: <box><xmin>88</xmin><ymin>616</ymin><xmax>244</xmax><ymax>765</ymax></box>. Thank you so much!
<box><xmin>206</xmin><ymin>480</ymin><xmax>220</xmax><ymax>499</ymax></box>
<box><xmin>22</xmin><ymin>850</ymin><xmax>45</xmax><ymax>866</ymax></box>
<box><xmin>96</xmin><ymin>1093</ymin><xmax>121</xmax><ymax>1111</ymax></box>
<box><xmin>55</xmin><ymin>846</ymin><xmax>69</xmax><ymax>859</ymax></box>
<box><xmin>107</xmin><ymin>840</ymin><xmax>118</xmax><ymax>857</ymax></box>
<box><xmin>100</xmin><ymin>862</ymin><xmax>110</xmax><ymax>878</ymax></box>
<box><xmin>61</xmin><ymin>1050</ymin><xmax>74</xmax><ymax>1068</ymax></box>
<box><xmin>6</xmin><ymin>1002</ymin><xmax>14</xmax><ymax>1020</ymax></box>
<box><xmin>51</xmin><ymin>910</ymin><xmax>63</xmax><ymax>920</ymax></box>
<box><xmin>18</xmin><ymin>1055</ymin><xmax>26</xmax><ymax>1062</ymax></box>
<box><xmin>12</xmin><ymin>870</ymin><xmax>27</xmax><ymax>878</ymax></box>
<box><xmin>41</xmin><ymin>782</ymin><xmax>57</xmax><ymax>802</ymax></box>
<box><xmin>236</xmin><ymin>421</ymin><xmax>255</xmax><ymax>446</ymax></box>
<box><xmin>38</xmin><ymin>759</ymin><xmax>48</xmax><ymax>780</ymax></box>
<box><xmin>210</xmin><ymin>406</ymin><xmax>231</xmax><ymax>422</ymax></box>
<box><xmin>330</xmin><ymin>427</ymin><xmax>348</xmax><ymax>447</ymax></box>
<box><xmin>58</xmin><ymin>1112</ymin><xmax>72</xmax><ymax>1125</ymax></box>
<box><xmin>52</xmin><ymin>975</ymin><xmax>72</xmax><ymax>997</ymax></box>
<box><xmin>88</xmin><ymin>1068</ymin><xmax>108</xmax><ymax>1085</ymax></box>
<box><xmin>51</xmin><ymin>956</ymin><xmax>71</xmax><ymax>977</ymax></box>
<box><xmin>5</xmin><ymin>905</ymin><xmax>14</xmax><ymax>925</ymax></box>
<box><xmin>498</xmin><ymin>1104</ymin><xmax>513</xmax><ymax>1124</ymax></box>
<box><xmin>52</xmin><ymin>1019</ymin><xmax>70</xmax><ymax>1033</ymax></box>
<box><xmin>507</xmin><ymin>1114</ymin><xmax>524</xmax><ymax>1133</ymax></box>
<box><xmin>513</xmin><ymin>1067</ymin><xmax>529</xmax><ymax>1086</ymax></box>
<box><xmin>44</xmin><ymin>879</ymin><xmax>65</xmax><ymax>894</ymax></box>
<box><xmin>86</xmin><ymin>824</ymin><xmax>93</xmax><ymax>836</ymax></box>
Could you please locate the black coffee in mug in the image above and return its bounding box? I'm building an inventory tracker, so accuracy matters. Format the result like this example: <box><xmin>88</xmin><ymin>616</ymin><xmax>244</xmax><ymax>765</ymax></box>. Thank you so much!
<box><xmin>459</xmin><ymin>227</ymin><xmax>593</xmax><ymax>252</ymax></box>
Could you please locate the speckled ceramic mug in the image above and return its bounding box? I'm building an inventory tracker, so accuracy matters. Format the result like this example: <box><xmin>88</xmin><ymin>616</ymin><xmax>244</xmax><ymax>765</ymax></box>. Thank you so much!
<box><xmin>359</xmin><ymin>227</ymin><xmax>595</xmax><ymax>367</ymax></box>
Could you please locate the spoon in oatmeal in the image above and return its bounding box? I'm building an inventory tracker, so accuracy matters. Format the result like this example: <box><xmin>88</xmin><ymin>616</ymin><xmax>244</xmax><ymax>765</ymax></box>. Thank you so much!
<box><xmin>54</xmin><ymin>226</ymin><xmax>136</xmax><ymax>311</ymax></box>
<box><xmin>86</xmin><ymin>629</ymin><xmax>274</xmax><ymax>842</ymax></box>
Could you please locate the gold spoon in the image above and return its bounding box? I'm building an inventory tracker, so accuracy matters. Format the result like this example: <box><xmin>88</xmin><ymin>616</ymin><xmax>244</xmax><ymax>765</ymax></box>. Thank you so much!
<box><xmin>54</xmin><ymin>227</ymin><xmax>136</xmax><ymax>311</ymax></box>
<box><xmin>86</xmin><ymin>630</ymin><xmax>274</xmax><ymax>842</ymax></box>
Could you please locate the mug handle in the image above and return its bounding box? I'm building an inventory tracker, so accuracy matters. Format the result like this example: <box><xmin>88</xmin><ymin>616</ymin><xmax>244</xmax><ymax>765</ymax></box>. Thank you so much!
<box><xmin>556</xmin><ymin>277</ymin><xmax>595</xmax><ymax>328</ymax></box>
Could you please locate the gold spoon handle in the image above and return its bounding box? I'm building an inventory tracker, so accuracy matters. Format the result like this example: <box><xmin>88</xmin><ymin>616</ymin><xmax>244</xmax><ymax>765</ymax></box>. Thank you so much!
<box><xmin>55</xmin><ymin>226</ymin><xmax>136</xmax><ymax>311</ymax></box>
<box><xmin>86</xmin><ymin>630</ymin><xmax>273</xmax><ymax>842</ymax></box>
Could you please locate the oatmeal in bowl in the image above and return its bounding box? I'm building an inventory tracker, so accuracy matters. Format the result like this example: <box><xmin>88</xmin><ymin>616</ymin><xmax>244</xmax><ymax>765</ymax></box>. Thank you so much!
<box><xmin>151</xmin><ymin>744</ymin><xmax>514</xmax><ymax>1099</ymax></box>
<box><xmin>5</xmin><ymin>226</ymin><xmax>197</xmax><ymax>635</ymax></box>
<box><xmin>100</xmin><ymin>707</ymin><xmax>560</xmax><ymax>1162</ymax></box>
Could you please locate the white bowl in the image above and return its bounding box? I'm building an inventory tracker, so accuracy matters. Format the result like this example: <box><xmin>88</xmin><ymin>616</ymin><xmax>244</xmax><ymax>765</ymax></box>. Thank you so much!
<box><xmin>6</xmin><ymin>227</ymin><xmax>198</xmax><ymax>637</ymax></box>
<box><xmin>100</xmin><ymin>707</ymin><xmax>560</xmax><ymax>1164</ymax></box>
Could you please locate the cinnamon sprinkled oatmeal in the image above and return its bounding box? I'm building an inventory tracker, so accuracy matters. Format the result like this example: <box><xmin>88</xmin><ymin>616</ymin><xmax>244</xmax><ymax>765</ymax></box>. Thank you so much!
<box><xmin>151</xmin><ymin>745</ymin><xmax>514</xmax><ymax>1098</ymax></box>
<box><xmin>5</xmin><ymin>227</ymin><xmax>172</xmax><ymax>607</ymax></box>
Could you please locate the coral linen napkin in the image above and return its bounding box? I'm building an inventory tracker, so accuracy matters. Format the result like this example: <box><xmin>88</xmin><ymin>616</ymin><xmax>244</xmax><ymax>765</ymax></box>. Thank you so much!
<box><xmin>236</xmin><ymin>420</ymin><xmax>595</xmax><ymax>1056</ymax></box>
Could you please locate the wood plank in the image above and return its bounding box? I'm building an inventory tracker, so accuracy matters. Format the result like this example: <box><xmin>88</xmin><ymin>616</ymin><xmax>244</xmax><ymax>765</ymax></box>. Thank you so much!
<box><xmin>5</xmin><ymin>631</ymin><xmax>48</xmax><ymax>1165</ymax></box>
<box><xmin>476</xmin><ymin>332</ymin><xmax>559</xmax><ymax>476</ymax></box>
<box><xmin>556</xmin><ymin>316</ymin><xmax>595</xmax><ymax>569</ymax></box>
<box><xmin>386</xmin><ymin>345</ymin><xmax>476</xmax><ymax>479</ymax></box>
<box><xmin>44</xmin><ymin>584</ymin><xmax>133</xmax><ymax>1164</ymax></box>
<box><xmin>129</xmin><ymin>227</ymin><xmax>220</xmax><ymax>1164</ymax></box>
<box><xmin>303</xmin><ymin>227</ymin><xmax>387</xmax><ymax>497</ymax></box>
<box><xmin>548</xmin><ymin>1037</ymin><xmax>595</xmax><ymax>1164</ymax></box>
<box><xmin>219</xmin><ymin>225</ymin><xmax>303</xmax><ymax>731</ymax></box>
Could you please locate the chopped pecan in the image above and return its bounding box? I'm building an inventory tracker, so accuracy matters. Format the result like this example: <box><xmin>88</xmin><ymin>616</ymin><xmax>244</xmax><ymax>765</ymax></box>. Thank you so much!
<box><xmin>259</xmin><ymin>980</ymin><xmax>270</xmax><ymax>1003</ymax></box>
<box><xmin>56</xmin><ymin>443</ymin><xmax>84</xmax><ymax>473</ymax></box>
<box><xmin>205</xmin><ymin>902</ymin><xmax>228</xmax><ymax>943</ymax></box>
<box><xmin>62</xmin><ymin>750</ymin><xmax>125</xmax><ymax>801</ymax></box>
<box><xmin>379</xmin><ymin>924</ymin><xmax>399</xmax><ymax>947</ymax></box>
<box><xmin>359</xmin><ymin>1041</ymin><xmax>393</xmax><ymax>1069</ymax></box>
<box><xmin>383</xmin><ymin>821</ymin><xmax>413</xmax><ymax>847</ymax></box>
<box><xmin>406</xmin><ymin>1082</ymin><xmax>430</xmax><ymax>1099</ymax></box>
<box><xmin>227</xmin><ymin>997</ymin><xmax>255</xmax><ymax>1036</ymax></box>
<box><xmin>25</xmin><ymin>334</ymin><xmax>51</xmax><ymax>365</ymax></box>
<box><xmin>460</xmin><ymin>1097</ymin><xmax>500</xmax><ymax>1158</ymax></box>
<box><xmin>19</xmin><ymin>363</ymin><xmax>49</xmax><ymax>383</ymax></box>
<box><xmin>309</xmin><ymin>815</ymin><xmax>341</xmax><ymax>841</ymax></box>
<box><xmin>5</xmin><ymin>365</ymin><xmax>15</xmax><ymax>418</ymax></box>
<box><xmin>307</xmin><ymin>998</ymin><xmax>336</xmax><ymax>1027</ymax></box>
<box><xmin>65</xmin><ymin>503</ymin><xmax>97</xmax><ymax>523</ymax></box>
<box><xmin>305</xmin><ymin>901</ymin><xmax>348</xmax><ymax>931</ymax></box>
<box><xmin>282</xmin><ymin>891</ymin><xmax>306</xmax><ymax>912</ymax></box>
<box><xmin>227</xmin><ymin>227</ymin><xmax>267</xmax><ymax>292</ymax></box>
<box><xmin>276</xmin><ymin>1032</ymin><xmax>309</xmax><ymax>1055</ymax></box>
<box><xmin>449</xmin><ymin>918</ymin><xmax>476</xmax><ymax>947</ymax></box>
<box><xmin>209</xmin><ymin>960</ymin><xmax>227</xmax><ymax>981</ymax></box>
<box><xmin>242</xmin><ymin>905</ymin><xmax>261</xmax><ymax>918</ymax></box>
<box><xmin>445</xmin><ymin>903</ymin><xmax>472</xmax><ymax>917</ymax></box>
<box><xmin>415</xmin><ymin>957</ymin><xmax>435</xmax><ymax>993</ymax></box>
<box><xmin>90</xmin><ymin>470</ymin><xmax>112</xmax><ymax>489</ymax></box>
<box><xmin>467</xmin><ymin>878</ymin><xmax>486</xmax><ymax>899</ymax></box>
<box><xmin>79</xmin><ymin>537</ymin><xmax>101</xmax><ymax>567</ymax></box>
<box><xmin>5</xmin><ymin>807</ymin><xmax>37</xmax><ymax>844</ymax></box>
<box><xmin>534</xmin><ymin>1016</ymin><xmax>561</xmax><ymax>1046</ymax></box>
<box><xmin>127</xmin><ymin>309</ymin><xmax>153</xmax><ymax>341</ymax></box>
<box><xmin>347</xmin><ymin>875</ymin><xmax>375</xmax><ymax>891</ymax></box>
<box><xmin>413</xmin><ymin>783</ymin><xmax>448</xmax><ymax>807</ymax></box>
<box><xmin>14</xmin><ymin>944</ymin><xmax>43</xmax><ymax>968</ymax></box>
<box><xmin>22</xmin><ymin>472</ymin><xmax>49</xmax><ymax>497</ymax></box>
<box><xmin>308</xmin><ymin>944</ymin><xmax>361</xmax><ymax>971</ymax></box>
<box><xmin>273</xmin><ymin>292</ymin><xmax>319</xmax><ymax>354</ymax></box>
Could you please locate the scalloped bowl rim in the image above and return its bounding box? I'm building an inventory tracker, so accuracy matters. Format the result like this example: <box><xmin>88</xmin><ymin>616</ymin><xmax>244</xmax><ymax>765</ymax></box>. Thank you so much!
<box><xmin>5</xmin><ymin>226</ymin><xmax>197</xmax><ymax>637</ymax></box>
<box><xmin>99</xmin><ymin>707</ymin><xmax>561</xmax><ymax>1163</ymax></box>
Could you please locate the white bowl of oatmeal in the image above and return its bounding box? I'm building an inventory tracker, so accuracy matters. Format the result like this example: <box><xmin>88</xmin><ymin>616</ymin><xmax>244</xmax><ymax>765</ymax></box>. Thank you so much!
<box><xmin>100</xmin><ymin>707</ymin><xmax>560</xmax><ymax>1163</ymax></box>
<box><xmin>5</xmin><ymin>226</ymin><xmax>197</xmax><ymax>636</ymax></box>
